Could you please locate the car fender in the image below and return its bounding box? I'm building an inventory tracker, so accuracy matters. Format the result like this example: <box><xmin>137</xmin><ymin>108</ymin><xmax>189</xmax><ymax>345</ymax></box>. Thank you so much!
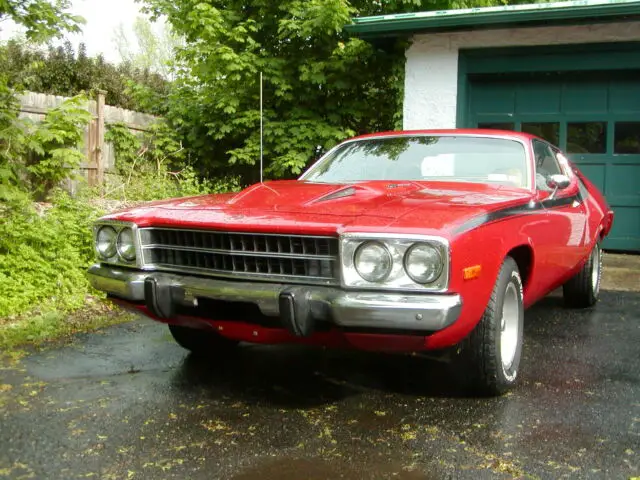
<box><xmin>426</xmin><ymin>223</ymin><xmax>531</xmax><ymax>349</ymax></box>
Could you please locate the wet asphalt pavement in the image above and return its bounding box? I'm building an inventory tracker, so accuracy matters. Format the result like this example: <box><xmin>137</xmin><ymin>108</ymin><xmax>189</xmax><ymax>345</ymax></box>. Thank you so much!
<box><xmin>1</xmin><ymin>288</ymin><xmax>639</xmax><ymax>479</ymax></box>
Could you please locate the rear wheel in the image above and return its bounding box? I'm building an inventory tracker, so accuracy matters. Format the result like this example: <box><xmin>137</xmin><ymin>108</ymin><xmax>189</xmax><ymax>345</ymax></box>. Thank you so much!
<box><xmin>168</xmin><ymin>324</ymin><xmax>238</xmax><ymax>356</ymax></box>
<box><xmin>458</xmin><ymin>257</ymin><xmax>524</xmax><ymax>396</ymax></box>
<box><xmin>563</xmin><ymin>241</ymin><xmax>602</xmax><ymax>308</ymax></box>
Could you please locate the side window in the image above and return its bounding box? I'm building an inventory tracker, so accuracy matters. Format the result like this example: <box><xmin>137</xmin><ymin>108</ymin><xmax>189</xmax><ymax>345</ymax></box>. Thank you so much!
<box><xmin>533</xmin><ymin>140</ymin><xmax>563</xmax><ymax>191</ymax></box>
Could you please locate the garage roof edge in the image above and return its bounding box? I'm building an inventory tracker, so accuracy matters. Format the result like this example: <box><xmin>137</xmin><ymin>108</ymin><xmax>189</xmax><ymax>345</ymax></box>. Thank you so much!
<box><xmin>345</xmin><ymin>0</ymin><xmax>640</xmax><ymax>38</ymax></box>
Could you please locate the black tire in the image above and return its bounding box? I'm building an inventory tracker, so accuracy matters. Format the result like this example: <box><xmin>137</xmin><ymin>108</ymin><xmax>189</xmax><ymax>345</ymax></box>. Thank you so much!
<box><xmin>458</xmin><ymin>257</ymin><xmax>524</xmax><ymax>396</ymax></box>
<box><xmin>168</xmin><ymin>324</ymin><xmax>238</xmax><ymax>357</ymax></box>
<box><xmin>563</xmin><ymin>241</ymin><xmax>602</xmax><ymax>308</ymax></box>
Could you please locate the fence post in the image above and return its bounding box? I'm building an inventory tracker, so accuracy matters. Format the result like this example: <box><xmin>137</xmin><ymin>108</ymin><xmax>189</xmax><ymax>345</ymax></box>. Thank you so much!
<box><xmin>87</xmin><ymin>115</ymin><xmax>97</xmax><ymax>187</ymax></box>
<box><xmin>96</xmin><ymin>89</ymin><xmax>107</xmax><ymax>188</ymax></box>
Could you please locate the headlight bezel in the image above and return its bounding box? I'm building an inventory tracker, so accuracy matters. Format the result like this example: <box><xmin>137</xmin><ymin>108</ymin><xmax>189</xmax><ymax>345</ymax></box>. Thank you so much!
<box><xmin>93</xmin><ymin>220</ymin><xmax>140</xmax><ymax>265</ymax></box>
<box><xmin>340</xmin><ymin>233</ymin><xmax>449</xmax><ymax>292</ymax></box>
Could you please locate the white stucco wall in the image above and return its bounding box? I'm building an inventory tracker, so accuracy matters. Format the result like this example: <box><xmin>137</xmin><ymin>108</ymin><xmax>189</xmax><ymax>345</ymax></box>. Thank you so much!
<box><xmin>404</xmin><ymin>21</ymin><xmax>640</xmax><ymax>130</ymax></box>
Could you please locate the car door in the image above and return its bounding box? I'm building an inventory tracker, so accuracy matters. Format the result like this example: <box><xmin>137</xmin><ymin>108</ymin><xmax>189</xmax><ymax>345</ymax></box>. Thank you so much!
<box><xmin>532</xmin><ymin>139</ymin><xmax>589</xmax><ymax>285</ymax></box>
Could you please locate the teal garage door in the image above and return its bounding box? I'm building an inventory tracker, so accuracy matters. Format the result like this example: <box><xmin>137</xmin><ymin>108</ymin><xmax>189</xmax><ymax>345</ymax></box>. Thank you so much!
<box><xmin>469</xmin><ymin>71</ymin><xmax>640</xmax><ymax>252</ymax></box>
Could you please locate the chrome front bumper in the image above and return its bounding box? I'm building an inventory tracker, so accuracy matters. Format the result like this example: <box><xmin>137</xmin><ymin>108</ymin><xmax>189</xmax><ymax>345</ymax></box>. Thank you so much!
<box><xmin>87</xmin><ymin>264</ymin><xmax>462</xmax><ymax>332</ymax></box>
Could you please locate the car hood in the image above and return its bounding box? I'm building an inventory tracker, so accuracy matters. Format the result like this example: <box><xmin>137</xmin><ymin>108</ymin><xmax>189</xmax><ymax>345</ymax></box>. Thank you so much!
<box><xmin>104</xmin><ymin>180</ymin><xmax>534</xmax><ymax>237</ymax></box>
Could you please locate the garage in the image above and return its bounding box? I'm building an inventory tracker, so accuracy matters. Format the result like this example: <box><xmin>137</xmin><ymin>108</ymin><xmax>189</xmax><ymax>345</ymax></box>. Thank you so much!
<box><xmin>465</xmin><ymin>47</ymin><xmax>640</xmax><ymax>251</ymax></box>
<box><xmin>346</xmin><ymin>0</ymin><xmax>640</xmax><ymax>252</ymax></box>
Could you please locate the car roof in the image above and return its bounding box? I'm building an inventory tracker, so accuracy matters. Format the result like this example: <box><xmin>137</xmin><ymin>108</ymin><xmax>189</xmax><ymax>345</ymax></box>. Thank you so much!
<box><xmin>350</xmin><ymin>129</ymin><xmax>539</xmax><ymax>142</ymax></box>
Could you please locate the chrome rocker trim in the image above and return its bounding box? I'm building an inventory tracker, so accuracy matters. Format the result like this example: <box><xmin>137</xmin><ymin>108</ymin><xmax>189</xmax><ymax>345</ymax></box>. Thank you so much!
<box><xmin>88</xmin><ymin>264</ymin><xmax>462</xmax><ymax>332</ymax></box>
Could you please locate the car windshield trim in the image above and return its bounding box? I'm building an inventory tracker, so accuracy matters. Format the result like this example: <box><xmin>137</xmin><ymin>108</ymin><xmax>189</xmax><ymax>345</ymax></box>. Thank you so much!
<box><xmin>300</xmin><ymin>134</ymin><xmax>532</xmax><ymax>190</ymax></box>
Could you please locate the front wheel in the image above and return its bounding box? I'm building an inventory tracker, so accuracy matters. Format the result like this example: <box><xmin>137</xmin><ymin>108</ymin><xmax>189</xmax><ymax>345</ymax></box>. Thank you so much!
<box><xmin>563</xmin><ymin>241</ymin><xmax>602</xmax><ymax>308</ymax></box>
<box><xmin>458</xmin><ymin>257</ymin><xmax>524</xmax><ymax>396</ymax></box>
<box><xmin>168</xmin><ymin>324</ymin><xmax>239</xmax><ymax>357</ymax></box>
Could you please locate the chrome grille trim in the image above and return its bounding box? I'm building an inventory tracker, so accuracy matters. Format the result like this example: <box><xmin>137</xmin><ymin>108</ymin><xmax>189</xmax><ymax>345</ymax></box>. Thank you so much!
<box><xmin>138</xmin><ymin>228</ymin><xmax>340</xmax><ymax>285</ymax></box>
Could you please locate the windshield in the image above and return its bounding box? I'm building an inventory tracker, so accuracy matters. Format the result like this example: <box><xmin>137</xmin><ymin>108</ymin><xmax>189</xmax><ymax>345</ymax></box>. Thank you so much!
<box><xmin>302</xmin><ymin>135</ymin><xmax>529</xmax><ymax>188</ymax></box>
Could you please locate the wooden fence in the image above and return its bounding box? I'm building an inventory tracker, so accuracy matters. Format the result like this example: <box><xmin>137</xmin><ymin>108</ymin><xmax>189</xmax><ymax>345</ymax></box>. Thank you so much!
<box><xmin>17</xmin><ymin>90</ymin><xmax>159</xmax><ymax>192</ymax></box>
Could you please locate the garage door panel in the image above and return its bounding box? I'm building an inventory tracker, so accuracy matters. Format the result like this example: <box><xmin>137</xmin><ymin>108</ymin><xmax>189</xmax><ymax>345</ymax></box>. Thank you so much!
<box><xmin>561</xmin><ymin>82</ymin><xmax>609</xmax><ymax>114</ymax></box>
<box><xmin>607</xmin><ymin>206</ymin><xmax>640</xmax><ymax>251</ymax></box>
<box><xmin>605</xmin><ymin>237</ymin><xmax>640</xmax><ymax>251</ymax></box>
<box><xmin>609</xmin><ymin>81</ymin><xmax>640</xmax><ymax>113</ymax></box>
<box><xmin>576</xmin><ymin>163</ymin><xmax>606</xmax><ymax>192</ymax></box>
<box><xmin>470</xmin><ymin>84</ymin><xmax>515</xmax><ymax>115</ymax></box>
<box><xmin>516</xmin><ymin>83</ymin><xmax>561</xmax><ymax>114</ymax></box>
<box><xmin>605</xmin><ymin>163</ymin><xmax>640</xmax><ymax>206</ymax></box>
<box><xmin>477</xmin><ymin>121</ymin><xmax>516</xmax><ymax>131</ymax></box>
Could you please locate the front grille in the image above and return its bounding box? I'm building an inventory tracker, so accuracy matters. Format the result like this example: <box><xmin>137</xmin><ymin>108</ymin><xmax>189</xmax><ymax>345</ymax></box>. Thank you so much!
<box><xmin>138</xmin><ymin>228</ymin><xmax>340</xmax><ymax>284</ymax></box>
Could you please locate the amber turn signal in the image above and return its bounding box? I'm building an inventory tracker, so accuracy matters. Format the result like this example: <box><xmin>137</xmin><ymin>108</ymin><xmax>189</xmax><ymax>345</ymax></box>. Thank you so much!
<box><xmin>463</xmin><ymin>265</ymin><xmax>482</xmax><ymax>280</ymax></box>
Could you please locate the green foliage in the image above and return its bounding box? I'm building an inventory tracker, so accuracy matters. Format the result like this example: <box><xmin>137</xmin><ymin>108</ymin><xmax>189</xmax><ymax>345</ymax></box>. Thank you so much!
<box><xmin>0</xmin><ymin>77</ymin><xmax>32</xmax><ymax>203</ymax></box>
<box><xmin>143</xmin><ymin>0</ymin><xmax>387</xmax><ymax>181</ymax></box>
<box><xmin>0</xmin><ymin>307</ymin><xmax>134</xmax><ymax>350</ymax></box>
<box><xmin>0</xmin><ymin>190</ymin><xmax>103</xmax><ymax>318</ymax></box>
<box><xmin>0</xmin><ymin>0</ymin><xmax>83</xmax><ymax>42</ymax></box>
<box><xmin>104</xmin><ymin>122</ymin><xmax>141</xmax><ymax>174</ymax></box>
<box><xmin>105</xmin><ymin>120</ymin><xmax>242</xmax><ymax>201</ymax></box>
<box><xmin>27</xmin><ymin>94</ymin><xmax>92</xmax><ymax>196</ymax></box>
<box><xmin>0</xmin><ymin>39</ymin><xmax>170</xmax><ymax>113</ymax></box>
<box><xmin>106</xmin><ymin>165</ymin><xmax>242</xmax><ymax>202</ymax></box>
<box><xmin>0</xmin><ymin>81</ymin><xmax>91</xmax><ymax>202</ymax></box>
<box><xmin>140</xmin><ymin>0</ymin><xmax>544</xmax><ymax>182</ymax></box>
<box><xmin>145</xmin><ymin>121</ymin><xmax>187</xmax><ymax>171</ymax></box>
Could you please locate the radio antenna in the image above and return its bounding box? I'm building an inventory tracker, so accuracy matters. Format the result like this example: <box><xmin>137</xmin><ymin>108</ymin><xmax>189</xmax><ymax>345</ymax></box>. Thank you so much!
<box><xmin>259</xmin><ymin>71</ymin><xmax>263</xmax><ymax>183</ymax></box>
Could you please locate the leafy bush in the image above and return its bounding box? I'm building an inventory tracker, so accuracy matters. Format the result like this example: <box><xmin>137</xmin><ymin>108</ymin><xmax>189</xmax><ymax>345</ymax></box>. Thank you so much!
<box><xmin>0</xmin><ymin>77</ymin><xmax>240</xmax><ymax>323</ymax></box>
<box><xmin>105</xmin><ymin>120</ymin><xmax>243</xmax><ymax>201</ymax></box>
<box><xmin>0</xmin><ymin>190</ymin><xmax>103</xmax><ymax>318</ymax></box>
<box><xmin>0</xmin><ymin>39</ymin><xmax>170</xmax><ymax>114</ymax></box>
<box><xmin>0</xmin><ymin>175</ymin><xmax>241</xmax><ymax>321</ymax></box>
<box><xmin>27</xmin><ymin>95</ymin><xmax>92</xmax><ymax>197</ymax></box>
<box><xmin>0</xmin><ymin>78</ymin><xmax>91</xmax><ymax>203</ymax></box>
<box><xmin>0</xmin><ymin>77</ymin><xmax>32</xmax><ymax>204</ymax></box>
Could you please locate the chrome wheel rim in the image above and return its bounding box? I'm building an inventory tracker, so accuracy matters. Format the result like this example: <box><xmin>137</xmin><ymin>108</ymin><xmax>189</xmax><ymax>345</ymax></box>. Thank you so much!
<box><xmin>591</xmin><ymin>244</ymin><xmax>601</xmax><ymax>296</ymax></box>
<box><xmin>500</xmin><ymin>282</ymin><xmax>520</xmax><ymax>371</ymax></box>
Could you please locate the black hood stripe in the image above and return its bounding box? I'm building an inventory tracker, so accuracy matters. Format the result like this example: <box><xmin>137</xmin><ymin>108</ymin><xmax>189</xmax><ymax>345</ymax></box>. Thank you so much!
<box><xmin>453</xmin><ymin>193</ymin><xmax>582</xmax><ymax>235</ymax></box>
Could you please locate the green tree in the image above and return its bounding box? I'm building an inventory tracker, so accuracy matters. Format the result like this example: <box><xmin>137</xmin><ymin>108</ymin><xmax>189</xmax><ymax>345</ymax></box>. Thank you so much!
<box><xmin>0</xmin><ymin>39</ymin><xmax>170</xmax><ymax>113</ymax></box>
<box><xmin>0</xmin><ymin>0</ymin><xmax>88</xmax><ymax>202</ymax></box>
<box><xmin>141</xmin><ymin>0</ymin><xmax>544</xmax><ymax>183</ymax></box>
<box><xmin>0</xmin><ymin>0</ymin><xmax>83</xmax><ymax>41</ymax></box>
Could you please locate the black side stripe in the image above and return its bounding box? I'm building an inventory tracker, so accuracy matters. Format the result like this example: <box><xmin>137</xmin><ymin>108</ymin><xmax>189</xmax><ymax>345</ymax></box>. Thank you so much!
<box><xmin>453</xmin><ymin>193</ymin><xmax>582</xmax><ymax>235</ymax></box>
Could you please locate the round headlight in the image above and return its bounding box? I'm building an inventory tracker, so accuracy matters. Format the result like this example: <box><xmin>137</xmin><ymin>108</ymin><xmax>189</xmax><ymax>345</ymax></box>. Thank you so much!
<box><xmin>354</xmin><ymin>241</ymin><xmax>393</xmax><ymax>283</ymax></box>
<box><xmin>96</xmin><ymin>226</ymin><xmax>117</xmax><ymax>259</ymax></box>
<box><xmin>116</xmin><ymin>227</ymin><xmax>136</xmax><ymax>261</ymax></box>
<box><xmin>404</xmin><ymin>243</ymin><xmax>443</xmax><ymax>284</ymax></box>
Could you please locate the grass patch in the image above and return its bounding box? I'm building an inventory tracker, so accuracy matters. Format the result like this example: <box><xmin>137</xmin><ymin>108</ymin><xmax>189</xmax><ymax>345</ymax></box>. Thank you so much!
<box><xmin>0</xmin><ymin>299</ymin><xmax>135</xmax><ymax>351</ymax></box>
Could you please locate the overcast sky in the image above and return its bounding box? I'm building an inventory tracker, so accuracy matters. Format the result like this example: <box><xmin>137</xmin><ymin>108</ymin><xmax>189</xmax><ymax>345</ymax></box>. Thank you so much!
<box><xmin>1</xmin><ymin>0</ymin><xmax>147</xmax><ymax>63</ymax></box>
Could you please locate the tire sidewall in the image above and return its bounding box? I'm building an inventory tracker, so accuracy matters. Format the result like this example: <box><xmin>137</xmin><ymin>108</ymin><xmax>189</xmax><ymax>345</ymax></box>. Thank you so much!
<box><xmin>494</xmin><ymin>262</ymin><xmax>525</xmax><ymax>385</ymax></box>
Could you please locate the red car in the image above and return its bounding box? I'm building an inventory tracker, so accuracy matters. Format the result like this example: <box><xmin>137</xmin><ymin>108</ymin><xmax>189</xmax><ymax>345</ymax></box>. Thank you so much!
<box><xmin>88</xmin><ymin>129</ymin><xmax>614</xmax><ymax>395</ymax></box>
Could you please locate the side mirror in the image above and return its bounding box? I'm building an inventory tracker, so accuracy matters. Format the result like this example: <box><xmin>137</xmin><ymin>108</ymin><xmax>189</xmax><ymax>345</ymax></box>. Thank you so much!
<box><xmin>546</xmin><ymin>174</ymin><xmax>571</xmax><ymax>199</ymax></box>
<box><xmin>546</xmin><ymin>174</ymin><xmax>571</xmax><ymax>190</ymax></box>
